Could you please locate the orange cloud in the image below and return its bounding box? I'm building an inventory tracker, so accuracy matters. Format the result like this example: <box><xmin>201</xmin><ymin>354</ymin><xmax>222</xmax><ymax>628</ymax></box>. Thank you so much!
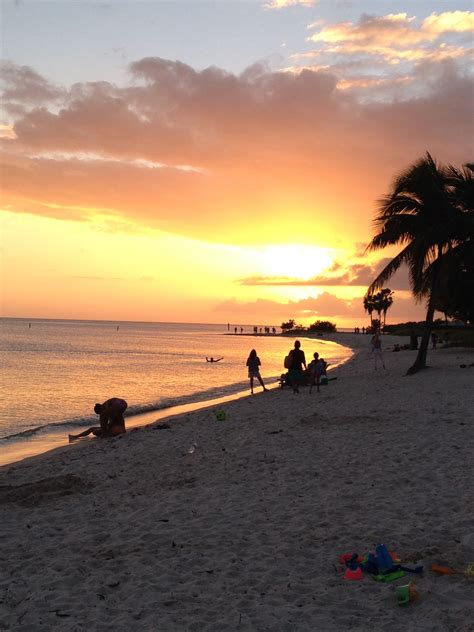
<box><xmin>304</xmin><ymin>11</ymin><xmax>474</xmax><ymax>72</ymax></box>
<box><xmin>0</xmin><ymin>124</ymin><xmax>16</xmax><ymax>139</ymax></box>
<box><xmin>336</xmin><ymin>75</ymin><xmax>413</xmax><ymax>91</ymax></box>
<box><xmin>309</xmin><ymin>13</ymin><xmax>429</xmax><ymax>47</ymax></box>
<box><xmin>422</xmin><ymin>11</ymin><xmax>474</xmax><ymax>34</ymax></box>
<box><xmin>238</xmin><ymin>258</ymin><xmax>412</xmax><ymax>290</ymax></box>
<box><xmin>316</xmin><ymin>42</ymin><xmax>468</xmax><ymax>65</ymax></box>
<box><xmin>1</xmin><ymin>58</ymin><xmax>472</xmax><ymax>246</ymax></box>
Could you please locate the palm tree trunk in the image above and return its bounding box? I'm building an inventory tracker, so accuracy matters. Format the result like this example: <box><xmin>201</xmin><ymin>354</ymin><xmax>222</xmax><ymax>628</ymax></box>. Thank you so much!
<box><xmin>407</xmin><ymin>247</ymin><xmax>442</xmax><ymax>375</ymax></box>
<box><xmin>407</xmin><ymin>296</ymin><xmax>435</xmax><ymax>374</ymax></box>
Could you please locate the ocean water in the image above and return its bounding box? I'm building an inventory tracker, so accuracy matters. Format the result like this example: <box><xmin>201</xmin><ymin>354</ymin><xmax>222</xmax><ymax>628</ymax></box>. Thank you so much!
<box><xmin>0</xmin><ymin>319</ymin><xmax>352</xmax><ymax>462</ymax></box>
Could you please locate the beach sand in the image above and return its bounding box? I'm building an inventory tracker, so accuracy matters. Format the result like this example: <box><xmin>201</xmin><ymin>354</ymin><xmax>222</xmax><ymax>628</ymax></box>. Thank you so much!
<box><xmin>1</xmin><ymin>335</ymin><xmax>473</xmax><ymax>631</ymax></box>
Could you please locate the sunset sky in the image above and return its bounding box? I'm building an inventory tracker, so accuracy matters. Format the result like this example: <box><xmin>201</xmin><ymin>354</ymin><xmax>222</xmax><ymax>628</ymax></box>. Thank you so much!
<box><xmin>1</xmin><ymin>0</ymin><xmax>473</xmax><ymax>327</ymax></box>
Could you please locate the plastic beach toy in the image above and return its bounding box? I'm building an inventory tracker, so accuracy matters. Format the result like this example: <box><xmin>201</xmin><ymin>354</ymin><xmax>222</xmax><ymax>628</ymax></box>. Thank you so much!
<box><xmin>372</xmin><ymin>569</ymin><xmax>405</xmax><ymax>582</ymax></box>
<box><xmin>431</xmin><ymin>564</ymin><xmax>458</xmax><ymax>575</ymax></box>
<box><xmin>396</xmin><ymin>580</ymin><xmax>419</xmax><ymax>606</ymax></box>
<box><xmin>396</xmin><ymin>580</ymin><xmax>419</xmax><ymax>607</ymax></box>
<box><xmin>340</xmin><ymin>553</ymin><xmax>363</xmax><ymax>567</ymax></box>
<box><xmin>396</xmin><ymin>584</ymin><xmax>410</xmax><ymax>606</ymax></box>
<box><xmin>431</xmin><ymin>563</ymin><xmax>474</xmax><ymax>577</ymax></box>
<box><xmin>344</xmin><ymin>567</ymin><xmax>363</xmax><ymax>580</ymax></box>
<box><xmin>375</xmin><ymin>543</ymin><xmax>394</xmax><ymax>572</ymax></box>
<box><xmin>215</xmin><ymin>410</ymin><xmax>226</xmax><ymax>421</ymax></box>
<box><xmin>389</xmin><ymin>550</ymin><xmax>401</xmax><ymax>564</ymax></box>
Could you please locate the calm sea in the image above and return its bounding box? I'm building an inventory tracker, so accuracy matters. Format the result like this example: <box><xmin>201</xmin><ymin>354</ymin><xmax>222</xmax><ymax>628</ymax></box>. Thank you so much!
<box><xmin>0</xmin><ymin>319</ymin><xmax>352</xmax><ymax>463</ymax></box>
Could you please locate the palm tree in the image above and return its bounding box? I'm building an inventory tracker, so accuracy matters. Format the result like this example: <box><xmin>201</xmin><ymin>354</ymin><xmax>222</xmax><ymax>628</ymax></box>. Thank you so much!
<box><xmin>366</xmin><ymin>153</ymin><xmax>473</xmax><ymax>374</ymax></box>
<box><xmin>373</xmin><ymin>293</ymin><xmax>383</xmax><ymax>327</ymax></box>
<box><xmin>365</xmin><ymin>288</ymin><xmax>394</xmax><ymax>330</ymax></box>
<box><xmin>434</xmin><ymin>242</ymin><xmax>474</xmax><ymax>323</ymax></box>
<box><xmin>363</xmin><ymin>295</ymin><xmax>375</xmax><ymax>327</ymax></box>
<box><xmin>431</xmin><ymin>163</ymin><xmax>474</xmax><ymax>322</ymax></box>
<box><xmin>379</xmin><ymin>288</ymin><xmax>394</xmax><ymax>329</ymax></box>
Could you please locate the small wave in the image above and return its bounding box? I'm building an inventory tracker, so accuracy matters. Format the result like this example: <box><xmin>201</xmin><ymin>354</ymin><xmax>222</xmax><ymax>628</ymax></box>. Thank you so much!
<box><xmin>124</xmin><ymin>380</ymin><xmax>253</xmax><ymax>418</ymax></box>
<box><xmin>0</xmin><ymin>379</ymin><xmax>258</xmax><ymax>443</ymax></box>
<box><xmin>1</xmin><ymin>426</ymin><xmax>47</xmax><ymax>441</ymax></box>
<box><xmin>0</xmin><ymin>415</ymin><xmax>95</xmax><ymax>442</ymax></box>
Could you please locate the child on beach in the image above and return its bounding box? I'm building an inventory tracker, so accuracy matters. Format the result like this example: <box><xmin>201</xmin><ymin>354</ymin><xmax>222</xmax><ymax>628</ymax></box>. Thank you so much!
<box><xmin>68</xmin><ymin>397</ymin><xmax>128</xmax><ymax>442</ymax></box>
<box><xmin>308</xmin><ymin>352</ymin><xmax>323</xmax><ymax>393</ymax></box>
<box><xmin>246</xmin><ymin>349</ymin><xmax>268</xmax><ymax>394</ymax></box>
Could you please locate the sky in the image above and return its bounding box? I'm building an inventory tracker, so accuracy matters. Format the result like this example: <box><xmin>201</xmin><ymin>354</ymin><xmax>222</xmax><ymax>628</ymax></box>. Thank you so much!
<box><xmin>1</xmin><ymin>0</ymin><xmax>473</xmax><ymax>327</ymax></box>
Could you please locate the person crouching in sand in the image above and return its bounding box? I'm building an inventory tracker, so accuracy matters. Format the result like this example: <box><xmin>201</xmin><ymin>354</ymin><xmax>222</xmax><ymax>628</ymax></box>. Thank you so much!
<box><xmin>69</xmin><ymin>397</ymin><xmax>128</xmax><ymax>442</ymax></box>
<box><xmin>246</xmin><ymin>349</ymin><xmax>269</xmax><ymax>394</ymax></box>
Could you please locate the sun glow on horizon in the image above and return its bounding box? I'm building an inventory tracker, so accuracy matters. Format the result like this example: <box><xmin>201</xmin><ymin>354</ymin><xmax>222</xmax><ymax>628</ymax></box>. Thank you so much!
<box><xmin>255</xmin><ymin>244</ymin><xmax>334</xmax><ymax>279</ymax></box>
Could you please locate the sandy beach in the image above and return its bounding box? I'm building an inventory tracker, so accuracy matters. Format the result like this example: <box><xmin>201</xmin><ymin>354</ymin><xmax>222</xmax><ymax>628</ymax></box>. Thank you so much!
<box><xmin>1</xmin><ymin>334</ymin><xmax>473</xmax><ymax>631</ymax></box>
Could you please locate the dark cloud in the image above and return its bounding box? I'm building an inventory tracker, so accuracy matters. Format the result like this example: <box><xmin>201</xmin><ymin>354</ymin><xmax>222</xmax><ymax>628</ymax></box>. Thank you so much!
<box><xmin>0</xmin><ymin>61</ymin><xmax>64</xmax><ymax>108</ymax></box>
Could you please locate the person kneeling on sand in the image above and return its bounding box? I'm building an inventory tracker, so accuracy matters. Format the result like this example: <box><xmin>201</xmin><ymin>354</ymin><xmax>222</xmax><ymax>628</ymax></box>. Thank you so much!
<box><xmin>68</xmin><ymin>397</ymin><xmax>128</xmax><ymax>442</ymax></box>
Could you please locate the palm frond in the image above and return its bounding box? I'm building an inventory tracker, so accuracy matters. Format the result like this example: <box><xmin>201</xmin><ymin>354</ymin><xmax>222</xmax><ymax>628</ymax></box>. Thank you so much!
<box><xmin>366</xmin><ymin>152</ymin><xmax>473</xmax><ymax>313</ymax></box>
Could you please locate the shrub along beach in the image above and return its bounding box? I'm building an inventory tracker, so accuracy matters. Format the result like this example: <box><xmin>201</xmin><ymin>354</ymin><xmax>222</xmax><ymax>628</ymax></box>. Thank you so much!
<box><xmin>1</xmin><ymin>332</ymin><xmax>473</xmax><ymax>631</ymax></box>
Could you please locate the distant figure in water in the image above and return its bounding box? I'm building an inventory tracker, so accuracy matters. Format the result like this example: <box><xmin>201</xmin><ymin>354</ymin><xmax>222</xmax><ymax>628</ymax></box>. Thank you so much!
<box><xmin>206</xmin><ymin>357</ymin><xmax>223</xmax><ymax>362</ymax></box>
<box><xmin>246</xmin><ymin>349</ymin><xmax>268</xmax><ymax>394</ymax></box>
<box><xmin>68</xmin><ymin>397</ymin><xmax>128</xmax><ymax>442</ymax></box>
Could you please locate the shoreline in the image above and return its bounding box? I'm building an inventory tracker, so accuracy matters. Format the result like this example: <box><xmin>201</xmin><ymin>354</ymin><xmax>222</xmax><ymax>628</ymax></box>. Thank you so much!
<box><xmin>0</xmin><ymin>336</ymin><xmax>356</xmax><ymax>468</ymax></box>
<box><xmin>1</xmin><ymin>341</ymin><xmax>473</xmax><ymax>629</ymax></box>
<box><xmin>0</xmin><ymin>384</ymin><xmax>281</xmax><ymax>469</ymax></box>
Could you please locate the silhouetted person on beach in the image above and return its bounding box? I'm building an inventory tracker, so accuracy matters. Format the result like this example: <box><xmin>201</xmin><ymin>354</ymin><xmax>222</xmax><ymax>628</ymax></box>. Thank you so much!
<box><xmin>206</xmin><ymin>357</ymin><xmax>223</xmax><ymax>362</ymax></box>
<box><xmin>287</xmin><ymin>340</ymin><xmax>306</xmax><ymax>393</ymax></box>
<box><xmin>371</xmin><ymin>333</ymin><xmax>386</xmax><ymax>370</ymax></box>
<box><xmin>246</xmin><ymin>349</ymin><xmax>268</xmax><ymax>394</ymax></box>
<box><xmin>68</xmin><ymin>397</ymin><xmax>128</xmax><ymax>442</ymax></box>
<box><xmin>308</xmin><ymin>352</ymin><xmax>323</xmax><ymax>393</ymax></box>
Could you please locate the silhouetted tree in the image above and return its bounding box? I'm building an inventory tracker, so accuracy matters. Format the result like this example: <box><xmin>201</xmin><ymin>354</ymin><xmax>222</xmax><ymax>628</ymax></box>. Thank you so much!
<box><xmin>308</xmin><ymin>320</ymin><xmax>337</xmax><ymax>332</ymax></box>
<box><xmin>366</xmin><ymin>153</ymin><xmax>473</xmax><ymax>374</ymax></box>
<box><xmin>378</xmin><ymin>288</ymin><xmax>394</xmax><ymax>328</ymax></box>
<box><xmin>363</xmin><ymin>295</ymin><xmax>375</xmax><ymax>326</ymax></box>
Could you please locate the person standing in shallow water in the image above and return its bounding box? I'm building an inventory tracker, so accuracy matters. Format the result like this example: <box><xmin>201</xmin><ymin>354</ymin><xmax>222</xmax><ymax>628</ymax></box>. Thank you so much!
<box><xmin>288</xmin><ymin>340</ymin><xmax>306</xmax><ymax>393</ymax></box>
<box><xmin>246</xmin><ymin>349</ymin><xmax>268</xmax><ymax>394</ymax></box>
<box><xmin>68</xmin><ymin>397</ymin><xmax>128</xmax><ymax>442</ymax></box>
